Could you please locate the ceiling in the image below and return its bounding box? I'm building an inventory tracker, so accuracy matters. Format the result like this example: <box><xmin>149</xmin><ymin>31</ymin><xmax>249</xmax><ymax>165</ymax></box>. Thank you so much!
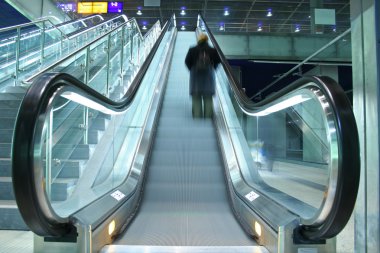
<box><xmin>68</xmin><ymin>0</ymin><xmax>351</xmax><ymax>34</ymax></box>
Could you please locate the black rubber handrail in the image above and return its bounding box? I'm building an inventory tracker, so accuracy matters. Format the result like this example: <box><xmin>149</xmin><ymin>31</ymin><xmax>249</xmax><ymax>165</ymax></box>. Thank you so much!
<box><xmin>12</xmin><ymin>15</ymin><xmax>173</xmax><ymax>237</ymax></box>
<box><xmin>199</xmin><ymin>15</ymin><xmax>360</xmax><ymax>240</ymax></box>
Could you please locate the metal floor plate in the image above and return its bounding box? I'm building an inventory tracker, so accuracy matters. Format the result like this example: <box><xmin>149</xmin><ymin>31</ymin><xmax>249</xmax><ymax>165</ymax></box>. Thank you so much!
<box><xmin>101</xmin><ymin>245</ymin><xmax>269</xmax><ymax>253</ymax></box>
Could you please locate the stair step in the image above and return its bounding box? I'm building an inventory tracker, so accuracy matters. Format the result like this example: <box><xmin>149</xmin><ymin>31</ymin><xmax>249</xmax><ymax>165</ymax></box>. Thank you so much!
<box><xmin>53</xmin><ymin>144</ymin><xmax>90</xmax><ymax>160</ymax></box>
<box><xmin>0</xmin><ymin>108</ymin><xmax>18</xmax><ymax>118</ymax></box>
<box><xmin>0</xmin><ymin>200</ymin><xmax>28</xmax><ymax>230</ymax></box>
<box><xmin>0</xmin><ymin>92</ymin><xmax>25</xmax><ymax>100</ymax></box>
<box><xmin>89</xmin><ymin>117</ymin><xmax>107</xmax><ymax>131</ymax></box>
<box><xmin>55</xmin><ymin>161</ymin><xmax>81</xmax><ymax>178</ymax></box>
<box><xmin>0</xmin><ymin>144</ymin><xmax>11</xmax><ymax>159</ymax></box>
<box><xmin>0</xmin><ymin>99</ymin><xmax>22</xmax><ymax>109</ymax></box>
<box><xmin>0</xmin><ymin>160</ymin><xmax>11</xmax><ymax>177</ymax></box>
<box><xmin>100</xmin><ymin>246</ymin><xmax>269</xmax><ymax>253</ymax></box>
<box><xmin>0</xmin><ymin>177</ymin><xmax>14</xmax><ymax>200</ymax></box>
<box><xmin>0</xmin><ymin>117</ymin><xmax>16</xmax><ymax>129</ymax></box>
<box><xmin>51</xmin><ymin>179</ymin><xmax>77</xmax><ymax>201</ymax></box>
<box><xmin>2</xmin><ymin>86</ymin><xmax>28</xmax><ymax>94</ymax></box>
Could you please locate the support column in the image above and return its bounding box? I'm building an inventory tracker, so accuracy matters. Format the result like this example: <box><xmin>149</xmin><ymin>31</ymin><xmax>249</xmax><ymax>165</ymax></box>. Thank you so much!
<box><xmin>351</xmin><ymin>0</ymin><xmax>380</xmax><ymax>252</ymax></box>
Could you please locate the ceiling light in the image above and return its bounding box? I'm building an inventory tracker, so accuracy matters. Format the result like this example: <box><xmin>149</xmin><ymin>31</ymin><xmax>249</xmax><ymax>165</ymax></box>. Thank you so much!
<box><xmin>224</xmin><ymin>8</ymin><xmax>229</xmax><ymax>16</ymax></box>
<box><xmin>252</xmin><ymin>95</ymin><xmax>310</xmax><ymax>117</ymax></box>
<box><xmin>257</xmin><ymin>22</ymin><xmax>263</xmax><ymax>32</ymax></box>
<box><xmin>266</xmin><ymin>8</ymin><xmax>272</xmax><ymax>17</ymax></box>
<box><xmin>137</xmin><ymin>10</ymin><xmax>142</xmax><ymax>15</ymax></box>
<box><xmin>181</xmin><ymin>25</ymin><xmax>186</xmax><ymax>30</ymax></box>
<box><xmin>295</xmin><ymin>25</ymin><xmax>300</xmax><ymax>32</ymax></box>
<box><xmin>333</xmin><ymin>26</ymin><xmax>336</xmax><ymax>32</ymax></box>
<box><xmin>180</xmin><ymin>10</ymin><xmax>186</xmax><ymax>16</ymax></box>
<box><xmin>142</xmin><ymin>25</ymin><xmax>147</xmax><ymax>30</ymax></box>
<box><xmin>219</xmin><ymin>23</ymin><xmax>225</xmax><ymax>31</ymax></box>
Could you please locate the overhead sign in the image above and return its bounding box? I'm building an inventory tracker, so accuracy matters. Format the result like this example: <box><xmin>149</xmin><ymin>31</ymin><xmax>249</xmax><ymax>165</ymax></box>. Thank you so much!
<box><xmin>108</xmin><ymin>2</ymin><xmax>123</xmax><ymax>13</ymax></box>
<box><xmin>77</xmin><ymin>2</ymin><xmax>109</xmax><ymax>14</ymax></box>
<box><xmin>92</xmin><ymin>2</ymin><xmax>108</xmax><ymax>13</ymax></box>
<box><xmin>77</xmin><ymin>2</ymin><xmax>93</xmax><ymax>14</ymax></box>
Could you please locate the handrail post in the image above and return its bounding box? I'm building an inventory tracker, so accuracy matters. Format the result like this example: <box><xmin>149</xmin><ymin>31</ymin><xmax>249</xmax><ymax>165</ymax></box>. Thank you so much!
<box><xmin>85</xmin><ymin>47</ymin><xmax>90</xmax><ymax>85</ymax></box>
<box><xmin>129</xmin><ymin>27</ymin><xmax>133</xmax><ymax>68</ymax></box>
<box><xmin>83</xmin><ymin>47</ymin><xmax>91</xmax><ymax>144</ymax></box>
<box><xmin>14</xmin><ymin>27</ymin><xmax>21</xmax><ymax>85</ymax></box>
<box><xmin>83</xmin><ymin>108</ymin><xmax>89</xmax><ymax>145</ymax></box>
<box><xmin>106</xmin><ymin>33</ymin><xmax>111</xmax><ymax>97</ymax></box>
<box><xmin>120</xmin><ymin>27</ymin><xmax>125</xmax><ymax>79</ymax></box>
<box><xmin>40</xmin><ymin>21</ymin><xmax>46</xmax><ymax>64</ymax></box>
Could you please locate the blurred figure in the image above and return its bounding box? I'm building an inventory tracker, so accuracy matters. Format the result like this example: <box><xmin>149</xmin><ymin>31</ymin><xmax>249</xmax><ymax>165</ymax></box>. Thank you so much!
<box><xmin>185</xmin><ymin>33</ymin><xmax>221</xmax><ymax>118</ymax></box>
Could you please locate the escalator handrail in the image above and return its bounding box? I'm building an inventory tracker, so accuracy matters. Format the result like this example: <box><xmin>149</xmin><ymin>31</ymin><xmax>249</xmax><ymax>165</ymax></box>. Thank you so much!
<box><xmin>0</xmin><ymin>17</ymin><xmax>70</xmax><ymax>40</ymax></box>
<box><xmin>63</xmin><ymin>14</ymin><xmax>128</xmax><ymax>41</ymax></box>
<box><xmin>23</xmin><ymin>17</ymin><xmax>147</xmax><ymax>84</ymax></box>
<box><xmin>198</xmin><ymin>14</ymin><xmax>360</xmax><ymax>240</ymax></box>
<box><xmin>12</xmin><ymin>15</ymin><xmax>173</xmax><ymax>237</ymax></box>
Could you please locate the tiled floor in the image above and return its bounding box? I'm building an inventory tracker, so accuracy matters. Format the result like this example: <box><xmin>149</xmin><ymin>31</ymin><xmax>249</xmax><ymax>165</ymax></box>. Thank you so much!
<box><xmin>0</xmin><ymin>230</ymin><xmax>33</xmax><ymax>253</ymax></box>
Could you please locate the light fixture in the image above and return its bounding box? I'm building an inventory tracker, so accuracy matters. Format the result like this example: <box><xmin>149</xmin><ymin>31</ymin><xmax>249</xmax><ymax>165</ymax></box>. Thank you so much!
<box><xmin>224</xmin><ymin>8</ymin><xmax>229</xmax><ymax>16</ymax></box>
<box><xmin>333</xmin><ymin>26</ymin><xmax>336</xmax><ymax>32</ymax></box>
<box><xmin>181</xmin><ymin>25</ymin><xmax>186</xmax><ymax>30</ymax></box>
<box><xmin>254</xmin><ymin>221</ymin><xmax>262</xmax><ymax>237</ymax></box>
<box><xmin>295</xmin><ymin>24</ymin><xmax>300</xmax><ymax>32</ymax></box>
<box><xmin>180</xmin><ymin>7</ymin><xmax>186</xmax><ymax>16</ymax></box>
<box><xmin>136</xmin><ymin>7</ymin><xmax>142</xmax><ymax>15</ymax></box>
<box><xmin>252</xmin><ymin>95</ymin><xmax>310</xmax><ymax>116</ymax></box>
<box><xmin>108</xmin><ymin>220</ymin><xmax>116</xmax><ymax>235</ymax></box>
<box><xmin>257</xmin><ymin>22</ymin><xmax>263</xmax><ymax>32</ymax></box>
<box><xmin>219</xmin><ymin>24</ymin><xmax>225</xmax><ymax>31</ymax></box>
<box><xmin>266</xmin><ymin>8</ymin><xmax>272</xmax><ymax>17</ymax></box>
<box><xmin>142</xmin><ymin>25</ymin><xmax>147</xmax><ymax>30</ymax></box>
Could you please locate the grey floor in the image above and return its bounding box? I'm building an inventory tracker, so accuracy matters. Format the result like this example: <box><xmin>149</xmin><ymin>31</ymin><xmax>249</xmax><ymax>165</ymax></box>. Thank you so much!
<box><xmin>0</xmin><ymin>230</ymin><xmax>33</xmax><ymax>253</ymax></box>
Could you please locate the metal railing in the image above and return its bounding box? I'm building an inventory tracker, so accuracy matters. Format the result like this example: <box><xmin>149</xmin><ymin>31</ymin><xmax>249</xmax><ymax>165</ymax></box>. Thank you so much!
<box><xmin>0</xmin><ymin>15</ymin><xmax>128</xmax><ymax>87</ymax></box>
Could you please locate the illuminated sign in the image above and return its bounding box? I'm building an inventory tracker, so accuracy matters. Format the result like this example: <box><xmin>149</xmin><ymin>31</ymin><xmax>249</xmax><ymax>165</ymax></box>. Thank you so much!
<box><xmin>77</xmin><ymin>2</ymin><xmax>93</xmax><ymax>14</ymax></box>
<box><xmin>92</xmin><ymin>2</ymin><xmax>107</xmax><ymax>13</ymax></box>
<box><xmin>77</xmin><ymin>2</ymin><xmax>107</xmax><ymax>14</ymax></box>
<box><xmin>108</xmin><ymin>2</ymin><xmax>123</xmax><ymax>13</ymax></box>
<box><xmin>58</xmin><ymin>3</ymin><xmax>76</xmax><ymax>12</ymax></box>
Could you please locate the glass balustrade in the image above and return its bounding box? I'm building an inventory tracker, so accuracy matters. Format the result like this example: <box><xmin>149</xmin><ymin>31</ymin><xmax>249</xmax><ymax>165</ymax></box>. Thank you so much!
<box><xmin>36</xmin><ymin>19</ymin><xmax>165</xmax><ymax>217</ymax></box>
<box><xmin>0</xmin><ymin>15</ymin><xmax>128</xmax><ymax>88</ymax></box>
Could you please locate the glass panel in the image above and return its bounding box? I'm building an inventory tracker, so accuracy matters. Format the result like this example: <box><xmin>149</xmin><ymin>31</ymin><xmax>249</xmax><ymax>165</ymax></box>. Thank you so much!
<box><xmin>216</xmin><ymin>63</ymin><xmax>336</xmax><ymax>219</ymax></box>
<box><xmin>38</xmin><ymin>18</ymin><xmax>168</xmax><ymax>217</ymax></box>
<box><xmin>0</xmin><ymin>15</ymin><xmax>128</xmax><ymax>90</ymax></box>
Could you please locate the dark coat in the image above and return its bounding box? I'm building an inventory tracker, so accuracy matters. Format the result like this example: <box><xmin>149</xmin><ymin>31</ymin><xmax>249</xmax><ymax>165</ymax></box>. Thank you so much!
<box><xmin>185</xmin><ymin>42</ymin><xmax>221</xmax><ymax>96</ymax></box>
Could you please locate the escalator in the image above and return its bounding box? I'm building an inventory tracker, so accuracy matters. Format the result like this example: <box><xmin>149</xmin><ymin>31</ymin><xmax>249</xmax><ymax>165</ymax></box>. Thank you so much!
<box><xmin>11</xmin><ymin>15</ymin><xmax>360</xmax><ymax>253</ymax></box>
<box><xmin>0</xmin><ymin>15</ymin><xmax>158</xmax><ymax>230</ymax></box>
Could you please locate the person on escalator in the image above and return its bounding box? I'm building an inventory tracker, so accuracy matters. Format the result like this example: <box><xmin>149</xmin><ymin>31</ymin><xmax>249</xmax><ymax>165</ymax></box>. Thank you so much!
<box><xmin>185</xmin><ymin>33</ymin><xmax>221</xmax><ymax>118</ymax></box>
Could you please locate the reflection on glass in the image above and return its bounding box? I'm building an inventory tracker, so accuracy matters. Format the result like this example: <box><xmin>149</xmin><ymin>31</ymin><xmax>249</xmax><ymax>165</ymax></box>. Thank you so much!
<box><xmin>216</xmin><ymin>66</ymin><xmax>336</xmax><ymax>219</ymax></box>
<box><xmin>37</xmin><ymin>19</ymin><xmax>168</xmax><ymax>217</ymax></box>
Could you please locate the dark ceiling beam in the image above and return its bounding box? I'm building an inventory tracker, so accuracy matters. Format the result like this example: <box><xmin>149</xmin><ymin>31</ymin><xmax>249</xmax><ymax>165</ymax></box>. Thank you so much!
<box><xmin>238</xmin><ymin>0</ymin><xmax>257</xmax><ymax>32</ymax></box>
<box><xmin>275</xmin><ymin>0</ymin><xmax>306</xmax><ymax>32</ymax></box>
